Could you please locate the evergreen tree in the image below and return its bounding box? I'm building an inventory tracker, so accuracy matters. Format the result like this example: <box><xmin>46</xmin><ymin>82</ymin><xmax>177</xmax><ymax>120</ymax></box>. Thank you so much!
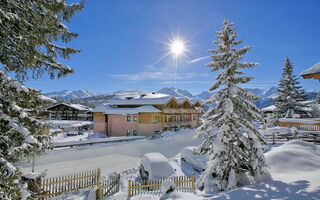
<box><xmin>0</xmin><ymin>0</ymin><xmax>83</xmax><ymax>199</ymax></box>
<box><xmin>315</xmin><ymin>92</ymin><xmax>320</xmax><ymax>104</ymax></box>
<box><xmin>310</xmin><ymin>92</ymin><xmax>320</xmax><ymax>117</ymax></box>
<box><xmin>273</xmin><ymin>57</ymin><xmax>310</xmax><ymax>122</ymax></box>
<box><xmin>196</xmin><ymin>19</ymin><xmax>270</xmax><ymax>192</ymax></box>
<box><xmin>0</xmin><ymin>71</ymin><xmax>50</xmax><ymax>199</ymax></box>
<box><xmin>0</xmin><ymin>0</ymin><xmax>83</xmax><ymax>82</ymax></box>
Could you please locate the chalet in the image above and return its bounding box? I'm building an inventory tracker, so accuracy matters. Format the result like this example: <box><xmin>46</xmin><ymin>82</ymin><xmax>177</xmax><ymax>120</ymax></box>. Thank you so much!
<box><xmin>46</xmin><ymin>103</ymin><xmax>93</xmax><ymax>121</ymax></box>
<box><xmin>301</xmin><ymin>62</ymin><xmax>320</xmax><ymax>80</ymax></box>
<box><xmin>92</xmin><ymin>94</ymin><xmax>202</xmax><ymax>136</ymax></box>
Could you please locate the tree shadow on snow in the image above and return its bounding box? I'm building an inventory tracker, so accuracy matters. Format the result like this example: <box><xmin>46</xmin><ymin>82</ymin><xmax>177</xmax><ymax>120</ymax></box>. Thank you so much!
<box><xmin>203</xmin><ymin>180</ymin><xmax>320</xmax><ymax>200</ymax></box>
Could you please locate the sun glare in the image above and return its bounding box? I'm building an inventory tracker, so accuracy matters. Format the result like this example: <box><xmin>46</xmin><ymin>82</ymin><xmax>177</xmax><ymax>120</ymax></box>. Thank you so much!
<box><xmin>170</xmin><ymin>40</ymin><xmax>185</xmax><ymax>57</ymax></box>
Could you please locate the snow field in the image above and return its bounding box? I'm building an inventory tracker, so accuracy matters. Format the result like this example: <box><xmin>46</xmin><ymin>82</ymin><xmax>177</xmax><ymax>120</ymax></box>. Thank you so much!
<box><xmin>21</xmin><ymin>130</ymin><xmax>320</xmax><ymax>199</ymax></box>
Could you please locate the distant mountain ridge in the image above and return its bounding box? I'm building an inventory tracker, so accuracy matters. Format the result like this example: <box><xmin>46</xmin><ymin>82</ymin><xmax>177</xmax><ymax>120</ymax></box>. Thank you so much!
<box><xmin>44</xmin><ymin>89</ymin><xmax>98</xmax><ymax>99</ymax></box>
<box><xmin>44</xmin><ymin>87</ymin><xmax>318</xmax><ymax>108</ymax></box>
<box><xmin>157</xmin><ymin>87</ymin><xmax>194</xmax><ymax>98</ymax></box>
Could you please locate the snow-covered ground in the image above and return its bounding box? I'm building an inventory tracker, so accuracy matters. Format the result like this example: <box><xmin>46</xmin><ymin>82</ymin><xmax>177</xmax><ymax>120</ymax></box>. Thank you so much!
<box><xmin>110</xmin><ymin>140</ymin><xmax>320</xmax><ymax>200</ymax></box>
<box><xmin>22</xmin><ymin>129</ymin><xmax>320</xmax><ymax>199</ymax></box>
<box><xmin>22</xmin><ymin>129</ymin><xmax>202</xmax><ymax>177</ymax></box>
<box><xmin>47</xmin><ymin>120</ymin><xmax>93</xmax><ymax>129</ymax></box>
<box><xmin>51</xmin><ymin>130</ymin><xmax>93</xmax><ymax>143</ymax></box>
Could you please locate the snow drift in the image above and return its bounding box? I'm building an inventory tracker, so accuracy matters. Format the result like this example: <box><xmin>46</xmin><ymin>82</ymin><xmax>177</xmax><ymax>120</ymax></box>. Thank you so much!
<box><xmin>265</xmin><ymin>140</ymin><xmax>320</xmax><ymax>173</ymax></box>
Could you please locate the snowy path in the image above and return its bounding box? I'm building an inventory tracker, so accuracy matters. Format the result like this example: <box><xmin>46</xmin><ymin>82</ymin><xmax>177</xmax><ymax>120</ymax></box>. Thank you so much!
<box><xmin>22</xmin><ymin>129</ymin><xmax>202</xmax><ymax>177</ymax></box>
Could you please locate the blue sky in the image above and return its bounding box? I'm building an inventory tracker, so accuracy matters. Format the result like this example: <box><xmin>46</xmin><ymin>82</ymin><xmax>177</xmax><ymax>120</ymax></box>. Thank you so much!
<box><xmin>26</xmin><ymin>0</ymin><xmax>320</xmax><ymax>95</ymax></box>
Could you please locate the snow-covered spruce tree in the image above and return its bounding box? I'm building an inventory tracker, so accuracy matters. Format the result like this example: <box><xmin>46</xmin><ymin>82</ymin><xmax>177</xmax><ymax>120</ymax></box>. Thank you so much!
<box><xmin>273</xmin><ymin>57</ymin><xmax>310</xmax><ymax>123</ymax></box>
<box><xmin>196</xmin><ymin>19</ymin><xmax>270</xmax><ymax>192</ymax></box>
<box><xmin>0</xmin><ymin>71</ymin><xmax>50</xmax><ymax>199</ymax></box>
<box><xmin>0</xmin><ymin>0</ymin><xmax>83</xmax><ymax>199</ymax></box>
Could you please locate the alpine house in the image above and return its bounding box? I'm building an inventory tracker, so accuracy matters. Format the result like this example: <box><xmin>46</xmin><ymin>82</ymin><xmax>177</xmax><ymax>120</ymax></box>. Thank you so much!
<box><xmin>92</xmin><ymin>93</ymin><xmax>202</xmax><ymax>136</ymax></box>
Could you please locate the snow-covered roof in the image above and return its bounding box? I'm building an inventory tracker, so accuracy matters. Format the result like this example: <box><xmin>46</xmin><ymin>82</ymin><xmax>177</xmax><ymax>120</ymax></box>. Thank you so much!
<box><xmin>190</xmin><ymin>98</ymin><xmax>202</xmax><ymax>106</ymax></box>
<box><xmin>109</xmin><ymin>95</ymin><xmax>173</xmax><ymax>106</ymax></box>
<box><xmin>46</xmin><ymin>103</ymin><xmax>92</xmax><ymax>111</ymax></box>
<box><xmin>93</xmin><ymin>104</ymin><xmax>162</xmax><ymax>114</ymax></box>
<box><xmin>41</xmin><ymin>95</ymin><xmax>57</xmax><ymax>103</ymax></box>
<box><xmin>175</xmin><ymin>97</ymin><xmax>193</xmax><ymax>105</ymax></box>
<box><xmin>175</xmin><ymin>97</ymin><xmax>187</xmax><ymax>104</ymax></box>
<box><xmin>261</xmin><ymin>105</ymin><xmax>276</xmax><ymax>112</ymax></box>
<box><xmin>301</xmin><ymin>62</ymin><xmax>320</xmax><ymax>76</ymax></box>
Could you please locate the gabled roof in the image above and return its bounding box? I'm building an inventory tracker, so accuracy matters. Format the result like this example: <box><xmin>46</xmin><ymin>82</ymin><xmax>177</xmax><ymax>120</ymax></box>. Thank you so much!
<box><xmin>92</xmin><ymin>104</ymin><xmax>162</xmax><ymax>114</ymax></box>
<box><xmin>301</xmin><ymin>62</ymin><xmax>320</xmax><ymax>79</ymax></box>
<box><xmin>46</xmin><ymin>103</ymin><xmax>92</xmax><ymax>111</ymax></box>
<box><xmin>108</xmin><ymin>93</ymin><xmax>202</xmax><ymax>107</ymax></box>
<box><xmin>176</xmin><ymin>97</ymin><xmax>193</xmax><ymax>106</ymax></box>
<box><xmin>190</xmin><ymin>98</ymin><xmax>202</xmax><ymax>106</ymax></box>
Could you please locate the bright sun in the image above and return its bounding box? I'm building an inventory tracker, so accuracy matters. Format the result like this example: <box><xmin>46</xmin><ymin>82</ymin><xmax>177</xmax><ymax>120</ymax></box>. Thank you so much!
<box><xmin>170</xmin><ymin>40</ymin><xmax>185</xmax><ymax>57</ymax></box>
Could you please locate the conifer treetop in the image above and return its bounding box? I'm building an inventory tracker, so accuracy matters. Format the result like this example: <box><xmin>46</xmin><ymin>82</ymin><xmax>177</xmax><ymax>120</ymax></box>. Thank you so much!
<box><xmin>0</xmin><ymin>0</ymin><xmax>84</xmax><ymax>83</ymax></box>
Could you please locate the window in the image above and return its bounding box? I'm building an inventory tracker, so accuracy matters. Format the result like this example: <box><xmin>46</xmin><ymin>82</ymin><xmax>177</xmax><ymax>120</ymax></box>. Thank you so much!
<box><xmin>127</xmin><ymin>115</ymin><xmax>131</xmax><ymax>122</ymax></box>
<box><xmin>180</xmin><ymin>115</ymin><xmax>183</xmax><ymax>122</ymax></box>
<box><xmin>133</xmin><ymin>115</ymin><xmax>138</xmax><ymax>122</ymax></box>
<box><xmin>132</xmin><ymin>130</ymin><xmax>137</xmax><ymax>136</ymax></box>
<box><xmin>126</xmin><ymin>130</ymin><xmax>131</xmax><ymax>136</ymax></box>
<box><xmin>173</xmin><ymin>115</ymin><xmax>177</xmax><ymax>122</ymax></box>
<box><xmin>164</xmin><ymin>115</ymin><xmax>168</xmax><ymax>122</ymax></box>
<box><xmin>193</xmin><ymin>114</ymin><xmax>197</xmax><ymax>121</ymax></box>
<box><xmin>154</xmin><ymin>116</ymin><xmax>160</xmax><ymax>123</ymax></box>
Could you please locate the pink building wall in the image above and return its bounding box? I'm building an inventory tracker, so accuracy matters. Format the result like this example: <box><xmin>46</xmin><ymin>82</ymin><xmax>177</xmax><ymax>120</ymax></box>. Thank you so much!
<box><xmin>94</xmin><ymin>113</ymin><xmax>201</xmax><ymax>137</ymax></box>
<box><xmin>94</xmin><ymin>122</ymin><xmax>107</xmax><ymax>134</ymax></box>
<box><xmin>107</xmin><ymin>114</ymin><xmax>139</xmax><ymax>136</ymax></box>
<box><xmin>106</xmin><ymin>114</ymin><xmax>164</xmax><ymax>136</ymax></box>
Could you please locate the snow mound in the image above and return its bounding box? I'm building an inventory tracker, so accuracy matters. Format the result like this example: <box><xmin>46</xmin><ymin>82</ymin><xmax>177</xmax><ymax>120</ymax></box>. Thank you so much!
<box><xmin>49</xmin><ymin>187</ymin><xmax>97</xmax><ymax>200</ymax></box>
<box><xmin>87</xmin><ymin>132</ymin><xmax>106</xmax><ymax>139</ymax></box>
<box><xmin>161</xmin><ymin>180</ymin><xmax>175</xmax><ymax>195</ymax></box>
<box><xmin>159</xmin><ymin>191</ymin><xmax>201</xmax><ymax>200</ymax></box>
<box><xmin>265</xmin><ymin>140</ymin><xmax>320</xmax><ymax>173</ymax></box>
<box><xmin>180</xmin><ymin>146</ymin><xmax>210</xmax><ymax>172</ymax></box>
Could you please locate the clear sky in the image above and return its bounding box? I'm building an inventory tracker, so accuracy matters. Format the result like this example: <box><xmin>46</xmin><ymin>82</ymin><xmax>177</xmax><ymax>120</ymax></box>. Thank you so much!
<box><xmin>26</xmin><ymin>0</ymin><xmax>320</xmax><ymax>95</ymax></box>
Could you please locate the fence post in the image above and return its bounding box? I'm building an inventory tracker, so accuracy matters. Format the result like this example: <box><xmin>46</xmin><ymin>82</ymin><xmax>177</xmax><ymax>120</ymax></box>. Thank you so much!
<box><xmin>272</xmin><ymin>132</ymin><xmax>275</xmax><ymax>144</ymax></box>
<box><xmin>96</xmin><ymin>168</ymin><xmax>102</xmax><ymax>200</ymax></box>
<box><xmin>128</xmin><ymin>180</ymin><xmax>131</xmax><ymax>198</ymax></box>
<box><xmin>191</xmin><ymin>173</ymin><xmax>195</xmax><ymax>190</ymax></box>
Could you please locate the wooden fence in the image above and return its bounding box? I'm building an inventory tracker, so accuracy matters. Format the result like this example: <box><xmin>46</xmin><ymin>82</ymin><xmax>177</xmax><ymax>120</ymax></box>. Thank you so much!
<box><xmin>37</xmin><ymin>169</ymin><xmax>120</xmax><ymax>199</ymax></box>
<box><xmin>37</xmin><ymin>169</ymin><xmax>99</xmax><ymax>199</ymax></box>
<box><xmin>102</xmin><ymin>173</ymin><xmax>121</xmax><ymax>197</ymax></box>
<box><xmin>264</xmin><ymin>130</ymin><xmax>320</xmax><ymax>144</ymax></box>
<box><xmin>128</xmin><ymin>174</ymin><xmax>195</xmax><ymax>198</ymax></box>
